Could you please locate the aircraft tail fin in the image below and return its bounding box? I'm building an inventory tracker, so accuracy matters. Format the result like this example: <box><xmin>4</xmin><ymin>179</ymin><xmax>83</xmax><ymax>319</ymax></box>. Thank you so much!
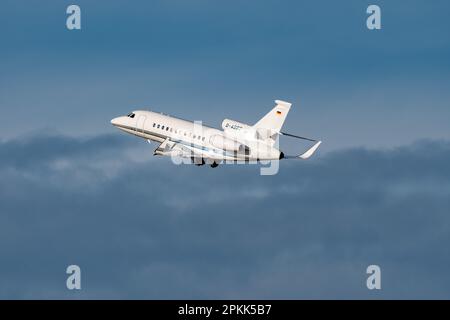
<box><xmin>254</xmin><ymin>100</ymin><xmax>291</xmax><ymax>132</ymax></box>
<box><xmin>253</xmin><ymin>100</ymin><xmax>292</xmax><ymax>146</ymax></box>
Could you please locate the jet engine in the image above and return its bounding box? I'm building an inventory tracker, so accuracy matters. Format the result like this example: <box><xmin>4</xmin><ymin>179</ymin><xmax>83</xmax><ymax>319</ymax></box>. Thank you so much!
<box><xmin>209</xmin><ymin>134</ymin><xmax>249</xmax><ymax>153</ymax></box>
<box><xmin>221</xmin><ymin>119</ymin><xmax>251</xmax><ymax>132</ymax></box>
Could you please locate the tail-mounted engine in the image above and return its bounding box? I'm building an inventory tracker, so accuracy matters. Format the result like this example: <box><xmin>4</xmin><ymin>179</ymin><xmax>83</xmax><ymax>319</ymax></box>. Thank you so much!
<box><xmin>221</xmin><ymin>119</ymin><xmax>251</xmax><ymax>133</ymax></box>
<box><xmin>209</xmin><ymin>134</ymin><xmax>249</xmax><ymax>153</ymax></box>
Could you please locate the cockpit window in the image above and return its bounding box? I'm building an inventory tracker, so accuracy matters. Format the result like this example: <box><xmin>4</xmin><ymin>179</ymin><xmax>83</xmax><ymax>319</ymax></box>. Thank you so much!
<box><xmin>127</xmin><ymin>113</ymin><xmax>135</xmax><ymax>118</ymax></box>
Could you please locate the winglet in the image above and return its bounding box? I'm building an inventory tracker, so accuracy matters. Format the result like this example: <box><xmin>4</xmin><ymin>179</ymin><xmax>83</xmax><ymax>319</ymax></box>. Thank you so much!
<box><xmin>299</xmin><ymin>141</ymin><xmax>322</xmax><ymax>159</ymax></box>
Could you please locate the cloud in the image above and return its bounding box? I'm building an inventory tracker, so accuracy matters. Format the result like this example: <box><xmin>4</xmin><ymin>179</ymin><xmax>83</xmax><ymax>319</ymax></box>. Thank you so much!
<box><xmin>1</xmin><ymin>133</ymin><xmax>450</xmax><ymax>299</ymax></box>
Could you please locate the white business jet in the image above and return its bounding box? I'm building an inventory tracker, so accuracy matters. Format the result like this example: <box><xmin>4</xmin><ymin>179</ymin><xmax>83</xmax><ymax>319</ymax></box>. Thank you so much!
<box><xmin>111</xmin><ymin>100</ymin><xmax>321</xmax><ymax>168</ymax></box>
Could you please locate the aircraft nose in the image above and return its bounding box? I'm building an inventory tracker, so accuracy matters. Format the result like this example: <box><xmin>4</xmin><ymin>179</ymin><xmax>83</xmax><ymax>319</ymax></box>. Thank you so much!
<box><xmin>111</xmin><ymin>117</ymin><xmax>121</xmax><ymax>126</ymax></box>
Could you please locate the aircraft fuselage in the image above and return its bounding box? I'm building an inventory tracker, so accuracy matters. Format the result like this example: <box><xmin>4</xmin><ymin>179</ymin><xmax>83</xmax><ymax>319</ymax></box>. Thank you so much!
<box><xmin>111</xmin><ymin>110</ymin><xmax>282</xmax><ymax>162</ymax></box>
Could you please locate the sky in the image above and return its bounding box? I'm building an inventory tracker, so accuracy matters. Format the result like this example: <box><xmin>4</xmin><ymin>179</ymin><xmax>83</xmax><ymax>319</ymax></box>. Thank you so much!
<box><xmin>0</xmin><ymin>0</ymin><xmax>450</xmax><ymax>299</ymax></box>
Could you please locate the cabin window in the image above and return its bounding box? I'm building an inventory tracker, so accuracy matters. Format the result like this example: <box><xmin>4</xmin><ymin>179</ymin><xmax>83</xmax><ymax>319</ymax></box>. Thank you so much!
<box><xmin>153</xmin><ymin>123</ymin><xmax>156</xmax><ymax>127</ymax></box>
<box><xmin>157</xmin><ymin>124</ymin><xmax>160</xmax><ymax>128</ymax></box>
<box><xmin>202</xmin><ymin>137</ymin><xmax>205</xmax><ymax>141</ymax></box>
<box><xmin>193</xmin><ymin>135</ymin><xmax>196</xmax><ymax>139</ymax></box>
<box><xmin>166</xmin><ymin>127</ymin><xmax>169</xmax><ymax>131</ymax></box>
<box><xmin>161</xmin><ymin>126</ymin><xmax>165</xmax><ymax>130</ymax></box>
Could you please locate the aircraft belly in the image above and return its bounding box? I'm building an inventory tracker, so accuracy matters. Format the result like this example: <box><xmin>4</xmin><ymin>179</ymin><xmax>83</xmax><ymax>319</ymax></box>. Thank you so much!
<box><xmin>144</xmin><ymin>134</ymin><xmax>166</xmax><ymax>143</ymax></box>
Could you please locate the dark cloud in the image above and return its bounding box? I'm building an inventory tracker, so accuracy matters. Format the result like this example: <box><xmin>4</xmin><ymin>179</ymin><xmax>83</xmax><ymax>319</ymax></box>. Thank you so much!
<box><xmin>1</xmin><ymin>133</ymin><xmax>450</xmax><ymax>298</ymax></box>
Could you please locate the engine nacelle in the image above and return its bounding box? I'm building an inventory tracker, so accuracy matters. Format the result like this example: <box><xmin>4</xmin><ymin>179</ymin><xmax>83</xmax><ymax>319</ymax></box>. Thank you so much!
<box><xmin>221</xmin><ymin>119</ymin><xmax>251</xmax><ymax>133</ymax></box>
<box><xmin>209</xmin><ymin>134</ymin><xmax>249</xmax><ymax>153</ymax></box>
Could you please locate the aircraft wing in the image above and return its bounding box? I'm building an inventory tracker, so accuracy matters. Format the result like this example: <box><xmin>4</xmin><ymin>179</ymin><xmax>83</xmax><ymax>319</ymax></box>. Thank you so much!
<box><xmin>152</xmin><ymin>138</ymin><xmax>227</xmax><ymax>163</ymax></box>
<box><xmin>173</xmin><ymin>142</ymin><xmax>228</xmax><ymax>163</ymax></box>
<box><xmin>284</xmin><ymin>141</ymin><xmax>322</xmax><ymax>160</ymax></box>
<box><xmin>278</xmin><ymin>132</ymin><xmax>322</xmax><ymax>160</ymax></box>
<box><xmin>152</xmin><ymin>137</ymin><xmax>176</xmax><ymax>155</ymax></box>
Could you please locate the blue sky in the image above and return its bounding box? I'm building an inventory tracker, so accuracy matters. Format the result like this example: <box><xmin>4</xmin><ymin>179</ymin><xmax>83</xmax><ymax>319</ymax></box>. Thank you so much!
<box><xmin>1</xmin><ymin>0</ymin><xmax>450</xmax><ymax>149</ymax></box>
<box><xmin>1</xmin><ymin>1</ymin><xmax>450</xmax><ymax>299</ymax></box>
